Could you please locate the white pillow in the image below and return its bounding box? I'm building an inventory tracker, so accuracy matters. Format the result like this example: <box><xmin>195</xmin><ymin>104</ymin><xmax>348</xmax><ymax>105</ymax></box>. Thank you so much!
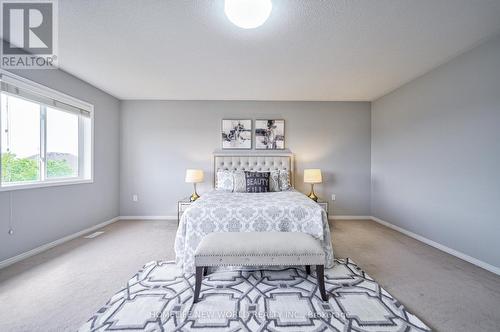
<box><xmin>279</xmin><ymin>170</ymin><xmax>291</xmax><ymax>190</ymax></box>
<box><xmin>216</xmin><ymin>170</ymin><xmax>234</xmax><ymax>191</ymax></box>
<box><xmin>233</xmin><ymin>170</ymin><xmax>246</xmax><ymax>192</ymax></box>
<box><xmin>269</xmin><ymin>170</ymin><xmax>280</xmax><ymax>192</ymax></box>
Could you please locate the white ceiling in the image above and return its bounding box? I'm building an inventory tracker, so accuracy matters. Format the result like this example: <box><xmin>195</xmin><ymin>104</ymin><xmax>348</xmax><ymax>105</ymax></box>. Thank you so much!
<box><xmin>59</xmin><ymin>0</ymin><xmax>500</xmax><ymax>101</ymax></box>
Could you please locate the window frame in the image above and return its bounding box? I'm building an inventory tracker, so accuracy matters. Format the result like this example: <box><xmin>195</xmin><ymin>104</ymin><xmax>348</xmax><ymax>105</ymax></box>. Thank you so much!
<box><xmin>0</xmin><ymin>70</ymin><xmax>94</xmax><ymax>192</ymax></box>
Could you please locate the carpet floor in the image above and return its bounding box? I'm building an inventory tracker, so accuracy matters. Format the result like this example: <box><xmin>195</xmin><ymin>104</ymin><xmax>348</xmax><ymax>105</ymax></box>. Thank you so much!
<box><xmin>0</xmin><ymin>219</ymin><xmax>499</xmax><ymax>331</ymax></box>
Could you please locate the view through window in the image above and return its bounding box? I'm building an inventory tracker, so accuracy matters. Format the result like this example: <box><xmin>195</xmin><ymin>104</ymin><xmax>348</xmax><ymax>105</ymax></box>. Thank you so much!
<box><xmin>1</xmin><ymin>94</ymin><xmax>41</xmax><ymax>183</ymax></box>
<box><xmin>46</xmin><ymin>107</ymin><xmax>79</xmax><ymax>178</ymax></box>
<box><xmin>0</xmin><ymin>75</ymin><xmax>93</xmax><ymax>189</ymax></box>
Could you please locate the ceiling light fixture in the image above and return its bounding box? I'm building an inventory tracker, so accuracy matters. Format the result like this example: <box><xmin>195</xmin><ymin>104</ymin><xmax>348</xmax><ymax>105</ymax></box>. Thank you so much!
<box><xmin>224</xmin><ymin>0</ymin><xmax>272</xmax><ymax>29</ymax></box>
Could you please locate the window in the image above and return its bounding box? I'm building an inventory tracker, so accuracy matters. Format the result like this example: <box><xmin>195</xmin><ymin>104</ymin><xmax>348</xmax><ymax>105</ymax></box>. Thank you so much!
<box><xmin>0</xmin><ymin>72</ymin><xmax>93</xmax><ymax>190</ymax></box>
<box><xmin>46</xmin><ymin>107</ymin><xmax>79</xmax><ymax>178</ymax></box>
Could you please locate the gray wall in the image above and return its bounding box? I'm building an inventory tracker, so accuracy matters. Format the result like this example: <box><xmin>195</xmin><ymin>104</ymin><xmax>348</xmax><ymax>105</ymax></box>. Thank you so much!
<box><xmin>371</xmin><ymin>35</ymin><xmax>500</xmax><ymax>268</ymax></box>
<box><xmin>0</xmin><ymin>69</ymin><xmax>120</xmax><ymax>262</ymax></box>
<box><xmin>120</xmin><ymin>101</ymin><xmax>371</xmax><ymax>217</ymax></box>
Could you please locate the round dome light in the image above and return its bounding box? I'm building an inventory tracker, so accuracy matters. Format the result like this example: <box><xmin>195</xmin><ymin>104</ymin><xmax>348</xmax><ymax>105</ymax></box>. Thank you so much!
<box><xmin>224</xmin><ymin>0</ymin><xmax>272</xmax><ymax>29</ymax></box>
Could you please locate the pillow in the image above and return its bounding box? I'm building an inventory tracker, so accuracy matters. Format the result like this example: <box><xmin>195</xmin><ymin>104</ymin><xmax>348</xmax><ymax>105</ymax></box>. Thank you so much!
<box><xmin>279</xmin><ymin>170</ymin><xmax>291</xmax><ymax>190</ymax></box>
<box><xmin>269</xmin><ymin>170</ymin><xmax>280</xmax><ymax>192</ymax></box>
<box><xmin>233</xmin><ymin>170</ymin><xmax>246</xmax><ymax>192</ymax></box>
<box><xmin>245</xmin><ymin>171</ymin><xmax>270</xmax><ymax>193</ymax></box>
<box><xmin>216</xmin><ymin>170</ymin><xmax>234</xmax><ymax>191</ymax></box>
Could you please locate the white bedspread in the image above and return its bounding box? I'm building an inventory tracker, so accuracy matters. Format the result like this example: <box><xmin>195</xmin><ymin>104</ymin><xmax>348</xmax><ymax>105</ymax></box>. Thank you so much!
<box><xmin>174</xmin><ymin>190</ymin><xmax>334</xmax><ymax>273</ymax></box>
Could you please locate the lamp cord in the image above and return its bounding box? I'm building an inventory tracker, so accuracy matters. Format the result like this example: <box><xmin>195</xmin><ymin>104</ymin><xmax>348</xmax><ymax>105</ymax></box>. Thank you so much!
<box><xmin>8</xmin><ymin>191</ymin><xmax>14</xmax><ymax>235</ymax></box>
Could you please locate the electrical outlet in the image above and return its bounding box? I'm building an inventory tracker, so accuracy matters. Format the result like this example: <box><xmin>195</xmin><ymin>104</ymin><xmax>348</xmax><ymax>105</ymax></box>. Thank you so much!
<box><xmin>132</xmin><ymin>194</ymin><xmax>139</xmax><ymax>202</ymax></box>
<box><xmin>331</xmin><ymin>194</ymin><xmax>336</xmax><ymax>201</ymax></box>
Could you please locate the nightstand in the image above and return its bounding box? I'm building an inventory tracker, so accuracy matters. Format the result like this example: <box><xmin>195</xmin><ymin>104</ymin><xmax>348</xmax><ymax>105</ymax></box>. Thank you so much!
<box><xmin>177</xmin><ymin>197</ymin><xmax>193</xmax><ymax>225</ymax></box>
<box><xmin>317</xmin><ymin>201</ymin><xmax>328</xmax><ymax>218</ymax></box>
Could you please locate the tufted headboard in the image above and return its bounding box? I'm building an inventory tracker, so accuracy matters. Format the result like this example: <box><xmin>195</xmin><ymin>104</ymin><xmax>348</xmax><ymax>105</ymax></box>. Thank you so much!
<box><xmin>213</xmin><ymin>150</ymin><xmax>295</xmax><ymax>187</ymax></box>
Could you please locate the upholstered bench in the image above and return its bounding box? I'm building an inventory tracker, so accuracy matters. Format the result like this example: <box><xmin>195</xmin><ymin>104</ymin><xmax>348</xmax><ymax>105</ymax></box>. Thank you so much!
<box><xmin>193</xmin><ymin>232</ymin><xmax>328</xmax><ymax>302</ymax></box>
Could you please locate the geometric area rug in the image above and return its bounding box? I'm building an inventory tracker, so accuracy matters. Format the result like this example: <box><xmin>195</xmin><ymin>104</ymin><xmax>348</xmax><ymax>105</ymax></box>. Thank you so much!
<box><xmin>79</xmin><ymin>259</ymin><xmax>431</xmax><ymax>331</ymax></box>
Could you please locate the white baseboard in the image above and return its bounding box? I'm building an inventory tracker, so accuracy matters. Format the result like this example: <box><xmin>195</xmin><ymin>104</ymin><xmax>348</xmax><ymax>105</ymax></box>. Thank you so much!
<box><xmin>0</xmin><ymin>216</ymin><xmax>120</xmax><ymax>270</ymax></box>
<box><xmin>3</xmin><ymin>214</ymin><xmax>497</xmax><ymax>276</ymax></box>
<box><xmin>119</xmin><ymin>215</ymin><xmax>177</xmax><ymax>221</ymax></box>
<box><xmin>121</xmin><ymin>216</ymin><xmax>370</xmax><ymax>222</ymax></box>
<box><xmin>329</xmin><ymin>216</ymin><xmax>371</xmax><ymax>220</ymax></box>
<box><xmin>371</xmin><ymin>216</ymin><xmax>500</xmax><ymax>276</ymax></box>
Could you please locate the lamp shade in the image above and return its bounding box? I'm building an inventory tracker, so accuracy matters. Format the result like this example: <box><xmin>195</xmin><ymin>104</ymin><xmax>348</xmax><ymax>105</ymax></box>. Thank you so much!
<box><xmin>185</xmin><ymin>169</ymin><xmax>204</xmax><ymax>183</ymax></box>
<box><xmin>304</xmin><ymin>169</ymin><xmax>322</xmax><ymax>184</ymax></box>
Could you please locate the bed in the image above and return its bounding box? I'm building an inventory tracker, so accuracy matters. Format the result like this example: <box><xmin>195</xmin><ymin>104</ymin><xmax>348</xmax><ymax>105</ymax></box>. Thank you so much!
<box><xmin>174</xmin><ymin>151</ymin><xmax>334</xmax><ymax>273</ymax></box>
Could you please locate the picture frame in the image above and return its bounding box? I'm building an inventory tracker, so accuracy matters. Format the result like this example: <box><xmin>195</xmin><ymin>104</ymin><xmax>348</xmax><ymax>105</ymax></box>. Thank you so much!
<box><xmin>221</xmin><ymin>119</ymin><xmax>252</xmax><ymax>149</ymax></box>
<box><xmin>255</xmin><ymin>119</ymin><xmax>285</xmax><ymax>150</ymax></box>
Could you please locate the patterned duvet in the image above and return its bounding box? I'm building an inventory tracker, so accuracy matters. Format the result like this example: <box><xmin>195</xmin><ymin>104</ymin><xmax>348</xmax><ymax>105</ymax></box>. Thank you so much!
<box><xmin>174</xmin><ymin>190</ymin><xmax>334</xmax><ymax>273</ymax></box>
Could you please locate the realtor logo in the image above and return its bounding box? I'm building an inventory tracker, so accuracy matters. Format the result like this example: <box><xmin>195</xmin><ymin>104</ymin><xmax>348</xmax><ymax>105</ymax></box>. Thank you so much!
<box><xmin>1</xmin><ymin>0</ymin><xmax>58</xmax><ymax>69</ymax></box>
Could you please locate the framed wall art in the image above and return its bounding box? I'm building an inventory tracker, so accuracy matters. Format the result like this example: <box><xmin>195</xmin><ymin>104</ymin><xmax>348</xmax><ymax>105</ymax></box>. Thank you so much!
<box><xmin>255</xmin><ymin>119</ymin><xmax>285</xmax><ymax>150</ymax></box>
<box><xmin>221</xmin><ymin>119</ymin><xmax>252</xmax><ymax>149</ymax></box>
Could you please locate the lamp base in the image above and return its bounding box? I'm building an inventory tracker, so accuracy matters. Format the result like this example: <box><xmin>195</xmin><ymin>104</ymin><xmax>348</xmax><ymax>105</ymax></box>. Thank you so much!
<box><xmin>190</xmin><ymin>183</ymin><xmax>200</xmax><ymax>202</ymax></box>
<box><xmin>308</xmin><ymin>184</ymin><xmax>318</xmax><ymax>202</ymax></box>
<box><xmin>190</xmin><ymin>192</ymin><xmax>200</xmax><ymax>202</ymax></box>
<box><xmin>308</xmin><ymin>191</ymin><xmax>318</xmax><ymax>202</ymax></box>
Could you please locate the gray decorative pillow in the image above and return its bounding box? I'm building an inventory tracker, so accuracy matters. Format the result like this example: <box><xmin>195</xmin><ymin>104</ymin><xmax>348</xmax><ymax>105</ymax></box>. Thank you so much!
<box><xmin>233</xmin><ymin>170</ymin><xmax>246</xmax><ymax>192</ymax></box>
<box><xmin>279</xmin><ymin>170</ymin><xmax>291</xmax><ymax>191</ymax></box>
<box><xmin>245</xmin><ymin>171</ymin><xmax>270</xmax><ymax>193</ymax></box>
<box><xmin>216</xmin><ymin>170</ymin><xmax>234</xmax><ymax>191</ymax></box>
<box><xmin>269</xmin><ymin>170</ymin><xmax>280</xmax><ymax>192</ymax></box>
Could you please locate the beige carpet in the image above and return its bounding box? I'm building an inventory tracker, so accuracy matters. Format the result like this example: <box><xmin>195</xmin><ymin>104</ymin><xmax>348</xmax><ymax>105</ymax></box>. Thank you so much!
<box><xmin>0</xmin><ymin>219</ymin><xmax>499</xmax><ymax>331</ymax></box>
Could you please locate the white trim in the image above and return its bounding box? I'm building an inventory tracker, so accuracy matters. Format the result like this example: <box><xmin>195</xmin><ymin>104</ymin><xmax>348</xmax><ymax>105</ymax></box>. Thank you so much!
<box><xmin>0</xmin><ymin>216</ymin><xmax>120</xmax><ymax>270</ymax></box>
<box><xmin>3</xmin><ymin>213</ymin><xmax>496</xmax><ymax>276</ymax></box>
<box><xmin>371</xmin><ymin>216</ymin><xmax>500</xmax><ymax>276</ymax></box>
<box><xmin>328</xmin><ymin>216</ymin><xmax>371</xmax><ymax>220</ymax></box>
<box><xmin>121</xmin><ymin>215</ymin><xmax>370</xmax><ymax>221</ymax></box>
<box><xmin>119</xmin><ymin>215</ymin><xmax>177</xmax><ymax>221</ymax></box>
<box><xmin>0</xmin><ymin>179</ymin><xmax>93</xmax><ymax>192</ymax></box>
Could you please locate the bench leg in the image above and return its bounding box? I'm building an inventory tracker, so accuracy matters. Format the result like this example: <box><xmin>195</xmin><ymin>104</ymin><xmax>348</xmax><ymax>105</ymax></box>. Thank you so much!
<box><xmin>194</xmin><ymin>266</ymin><xmax>203</xmax><ymax>303</ymax></box>
<box><xmin>305</xmin><ymin>265</ymin><xmax>311</xmax><ymax>274</ymax></box>
<box><xmin>203</xmin><ymin>266</ymin><xmax>208</xmax><ymax>276</ymax></box>
<box><xmin>316</xmin><ymin>265</ymin><xmax>328</xmax><ymax>301</ymax></box>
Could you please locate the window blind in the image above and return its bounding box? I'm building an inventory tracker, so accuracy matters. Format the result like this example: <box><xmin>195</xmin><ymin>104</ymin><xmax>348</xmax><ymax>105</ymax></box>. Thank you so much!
<box><xmin>0</xmin><ymin>77</ymin><xmax>91</xmax><ymax>118</ymax></box>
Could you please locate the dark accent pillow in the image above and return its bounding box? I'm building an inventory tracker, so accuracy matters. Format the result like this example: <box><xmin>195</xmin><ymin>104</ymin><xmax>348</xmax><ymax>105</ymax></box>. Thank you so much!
<box><xmin>245</xmin><ymin>171</ymin><xmax>270</xmax><ymax>193</ymax></box>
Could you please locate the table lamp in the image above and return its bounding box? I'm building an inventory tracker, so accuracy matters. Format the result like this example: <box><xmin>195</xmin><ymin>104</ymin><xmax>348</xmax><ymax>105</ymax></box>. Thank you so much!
<box><xmin>185</xmin><ymin>169</ymin><xmax>204</xmax><ymax>201</ymax></box>
<box><xmin>304</xmin><ymin>169</ymin><xmax>322</xmax><ymax>201</ymax></box>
